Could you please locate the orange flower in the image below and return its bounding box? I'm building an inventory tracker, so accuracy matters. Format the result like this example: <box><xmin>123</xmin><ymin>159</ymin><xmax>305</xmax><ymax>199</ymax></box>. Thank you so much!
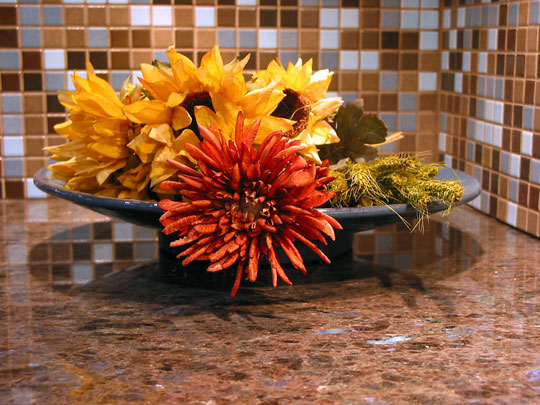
<box><xmin>157</xmin><ymin>113</ymin><xmax>342</xmax><ymax>297</ymax></box>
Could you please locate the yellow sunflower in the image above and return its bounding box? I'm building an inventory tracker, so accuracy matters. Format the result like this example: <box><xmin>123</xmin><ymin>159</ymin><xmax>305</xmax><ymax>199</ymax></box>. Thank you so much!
<box><xmin>251</xmin><ymin>58</ymin><xmax>343</xmax><ymax>163</ymax></box>
<box><xmin>45</xmin><ymin>62</ymin><xmax>137</xmax><ymax>197</ymax></box>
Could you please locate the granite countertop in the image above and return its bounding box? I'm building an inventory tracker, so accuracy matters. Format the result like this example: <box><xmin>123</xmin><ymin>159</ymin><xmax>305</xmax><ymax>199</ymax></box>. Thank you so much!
<box><xmin>1</xmin><ymin>199</ymin><xmax>539</xmax><ymax>404</ymax></box>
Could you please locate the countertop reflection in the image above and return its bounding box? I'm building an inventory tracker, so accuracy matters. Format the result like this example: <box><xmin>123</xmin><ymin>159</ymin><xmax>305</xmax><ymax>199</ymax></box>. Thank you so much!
<box><xmin>1</xmin><ymin>199</ymin><xmax>539</xmax><ymax>404</ymax></box>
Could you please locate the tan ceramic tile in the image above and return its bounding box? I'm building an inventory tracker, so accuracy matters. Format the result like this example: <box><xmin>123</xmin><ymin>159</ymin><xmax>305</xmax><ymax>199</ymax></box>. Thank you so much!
<box><xmin>43</xmin><ymin>29</ymin><xmax>65</xmax><ymax>48</ymax></box>
<box><xmin>154</xmin><ymin>29</ymin><xmax>174</xmax><ymax>48</ymax></box>
<box><xmin>196</xmin><ymin>30</ymin><xmax>216</xmax><ymax>49</ymax></box>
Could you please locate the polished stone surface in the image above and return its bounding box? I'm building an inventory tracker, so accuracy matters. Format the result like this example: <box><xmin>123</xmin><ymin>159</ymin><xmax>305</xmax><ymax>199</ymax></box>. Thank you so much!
<box><xmin>1</xmin><ymin>199</ymin><xmax>539</xmax><ymax>404</ymax></box>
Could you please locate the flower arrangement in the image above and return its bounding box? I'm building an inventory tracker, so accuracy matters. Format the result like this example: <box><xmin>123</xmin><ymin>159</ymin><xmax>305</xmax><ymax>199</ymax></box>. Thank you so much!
<box><xmin>46</xmin><ymin>45</ymin><xmax>463</xmax><ymax>296</ymax></box>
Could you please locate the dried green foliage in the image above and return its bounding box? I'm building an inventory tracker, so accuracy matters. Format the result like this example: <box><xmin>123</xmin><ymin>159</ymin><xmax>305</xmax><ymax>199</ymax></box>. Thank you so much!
<box><xmin>327</xmin><ymin>155</ymin><xmax>465</xmax><ymax>229</ymax></box>
<box><xmin>319</xmin><ymin>99</ymin><xmax>388</xmax><ymax>164</ymax></box>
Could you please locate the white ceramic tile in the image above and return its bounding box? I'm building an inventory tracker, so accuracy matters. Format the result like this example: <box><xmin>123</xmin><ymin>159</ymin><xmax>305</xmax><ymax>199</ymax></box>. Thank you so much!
<box><xmin>507</xmin><ymin>202</ymin><xmax>517</xmax><ymax>227</ymax></box>
<box><xmin>26</xmin><ymin>179</ymin><xmax>46</xmax><ymax>199</ymax></box>
<box><xmin>340</xmin><ymin>9</ymin><xmax>358</xmax><ymax>28</ymax></box>
<box><xmin>152</xmin><ymin>6</ymin><xmax>172</xmax><ymax>26</ymax></box>
<box><xmin>114</xmin><ymin>222</ymin><xmax>134</xmax><ymax>241</ymax></box>
<box><xmin>521</xmin><ymin>131</ymin><xmax>533</xmax><ymax>156</ymax></box>
<box><xmin>442</xmin><ymin>9</ymin><xmax>452</xmax><ymax>30</ymax></box>
<box><xmin>44</xmin><ymin>49</ymin><xmax>64</xmax><ymax>69</ymax></box>
<box><xmin>401</xmin><ymin>0</ymin><xmax>418</xmax><ymax>7</ymax></box>
<box><xmin>94</xmin><ymin>243</ymin><xmax>113</xmax><ymax>261</ymax></box>
<box><xmin>237</xmin><ymin>0</ymin><xmax>257</xmax><ymax>5</ymax></box>
<box><xmin>462</xmin><ymin>51</ymin><xmax>470</xmax><ymax>71</ymax></box>
<box><xmin>131</xmin><ymin>6</ymin><xmax>151</xmax><ymax>26</ymax></box>
<box><xmin>418</xmin><ymin>72</ymin><xmax>437</xmax><ymax>91</ymax></box>
<box><xmin>444</xmin><ymin>154</ymin><xmax>452</xmax><ymax>169</ymax></box>
<box><xmin>441</xmin><ymin>51</ymin><xmax>449</xmax><ymax>70</ymax></box>
<box><xmin>457</xmin><ymin>7</ymin><xmax>465</xmax><ymax>27</ymax></box>
<box><xmin>421</xmin><ymin>0</ymin><xmax>438</xmax><ymax>8</ymax></box>
<box><xmin>484</xmin><ymin>123</ymin><xmax>493</xmax><ymax>145</ymax></box>
<box><xmin>259</xmin><ymin>30</ymin><xmax>278</xmax><ymax>49</ymax></box>
<box><xmin>420</xmin><ymin>10</ymin><xmax>438</xmax><ymax>29</ymax></box>
<box><xmin>493</xmin><ymin>125</ymin><xmax>502</xmax><ymax>148</ymax></box>
<box><xmin>73</xmin><ymin>264</ymin><xmax>93</xmax><ymax>284</ymax></box>
<box><xmin>488</xmin><ymin>28</ymin><xmax>497</xmax><ymax>50</ymax></box>
<box><xmin>510</xmin><ymin>154</ymin><xmax>521</xmax><ymax>178</ymax></box>
<box><xmin>195</xmin><ymin>7</ymin><xmax>215</xmax><ymax>27</ymax></box>
<box><xmin>494</xmin><ymin>101</ymin><xmax>503</xmax><ymax>124</ymax></box>
<box><xmin>438</xmin><ymin>132</ymin><xmax>446</xmax><ymax>152</ymax></box>
<box><xmin>420</xmin><ymin>31</ymin><xmax>438</xmax><ymax>50</ymax></box>
<box><xmin>401</xmin><ymin>10</ymin><xmax>419</xmax><ymax>29</ymax></box>
<box><xmin>484</xmin><ymin>100</ymin><xmax>494</xmax><ymax>122</ymax></box>
<box><xmin>478</xmin><ymin>52</ymin><xmax>487</xmax><ymax>73</ymax></box>
<box><xmin>360</xmin><ymin>51</ymin><xmax>379</xmax><ymax>70</ymax></box>
<box><xmin>320</xmin><ymin>30</ymin><xmax>339</xmax><ymax>49</ymax></box>
<box><xmin>340</xmin><ymin>51</ymin><xmax>358</xmax><ymax>70</ymax></box>
<box><xmin>454</xmin><ymin>73</ymin><xmax>463</xmax><ymax>93</ymax></box>
<box><xmin>475</xmin><ymin>120</ymin><xmax>484</xmax><ymax>142</ymax></box>
<box><xmin>3</xmin><ymin>136</ymin><xmax>24</xmax><ymax>157</ymax></box>
<box><xmin>449</xmin><ymin>30</ymin><xmax>457</xmax><ymax>49</ymax></box>
<box><xmin>320</xmin><ymin>9</ymin><xmax>339</xmax><ymax>28</ymax></box>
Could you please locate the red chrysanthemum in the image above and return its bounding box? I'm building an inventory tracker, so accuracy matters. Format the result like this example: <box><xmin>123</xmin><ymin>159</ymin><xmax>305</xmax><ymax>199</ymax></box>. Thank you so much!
<box><xmin>157</xmin><ymin>112</ymin><xmax>342</xmax><ymax>296</ymax></box>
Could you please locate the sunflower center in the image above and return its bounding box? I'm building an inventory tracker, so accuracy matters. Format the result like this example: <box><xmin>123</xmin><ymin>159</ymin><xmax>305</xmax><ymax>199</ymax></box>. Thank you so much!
<box><xmin>180</xmin><ymin>91</ymin><xmax>214</xmax><ymax>139</ymax></box>
<box><xmin>271</xmin><ymin>89</ymin><xmax>311</xmax><ymax>138</ymax></box>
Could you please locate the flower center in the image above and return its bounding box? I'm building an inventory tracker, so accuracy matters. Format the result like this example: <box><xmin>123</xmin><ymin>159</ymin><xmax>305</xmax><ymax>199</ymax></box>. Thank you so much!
<box><xmin>229</xmin><ymin>192</ymin><xmax>271</xmax><ymax>231</ymax></box>
<box><xmin>272</xmin><ymin>89</ymin><xmax>311</xmax><ymax>138</ymax></box>
<box><xmin>180</xmin><ymin>91</ymin><xmax>214</xmax><ymax>139</ymax></box>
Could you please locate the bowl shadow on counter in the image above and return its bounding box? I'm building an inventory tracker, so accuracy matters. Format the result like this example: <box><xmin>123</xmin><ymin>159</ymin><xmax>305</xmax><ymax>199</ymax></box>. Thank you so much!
<box><xmin>29</xmin><ymin>217</ymin><xmax>483</xmax><ymax>317</ymax></box>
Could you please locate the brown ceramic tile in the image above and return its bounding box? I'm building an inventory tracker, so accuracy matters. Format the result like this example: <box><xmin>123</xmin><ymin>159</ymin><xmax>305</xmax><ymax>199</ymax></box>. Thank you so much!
<box><xmin>175</xmin><ymin>29</ymin><xmax>194</xmax><ymax>48</ymax></box>
<box><xmin>217</xmin><ymin>8</ymin><xmax>235</xmax><ymax>27</ymax></box>
<box><xmin>196</xmin><ymin>30</ymin><xmax>215</xmax><ymax>49</ymax></box>
<box><xmin>23</xmin><ymin>73</ymin><xmax>42</xmax><ymax>91</ymax></box>
<box><xmin>154</xmin><ymin>29</ymin><xmax>174</xmax><ymax>48</ymax></box>
<box><xmin>47</xmin><ymin>95</ymin><xmax>65</xmax><ymax>114</ymax></box>
<box><xmin>340</xmin><ymin>72</ymin><xmax>358</xmax><ymax>92</ymax></box>
<box><xmin>88</xmin><ymin>7</ymin><xmax>107</xmax><ymax>25</ymax></box>
<box><xmin>400</xmin><ymin>53</ymin><xmax>418</xmax><ymax>70</ymax></box>
<box><xmin>380</xmin><ymin>52</ymin><xmax>398</xmax><ymax>70</ymax></box>
<box><xmin>341</xmin><ymin>31</ymin><xmax>359</xmax><ymax>50</ymax></box>
<box><xmin>111</xmin><ymin>30</ymin><xmax>129</xmax><ymax>48</ymax></box>
<box><xmin>300</xmin><ymin>30</ymin><xmax>318</xmax><ymax>49</ymax></box>
<box><xmin>260</xmin><ymin>9</ymin><xmax>277</xmax><ymax>27</ymax></box>
<box><xmin>67</xmin><ymin>51</ymin><xmax>86</xmax><ymax>70</ymax></box>
<box><xmin>0</xmin><ymin>6</ymin><xmax>16</xmax><ymax>25</ymax></box>
<box><xmin>66</xmin><ymin>29</ymin><xmax>86</xmax><ymax>48</ymax></box>
<box><xmin>239</xmin><ymin>9</ymin><xmax>256</xmax><ymax>27</ymax></box>
<box><xmin>132</xmin><ymin>30</ymin><xmax>151</xmax><ymax>48</ymax></box>
<box><xmin>0</xmin><ymin>29</ymin><xmax>18</xmax><ymax>47</ymax></box>
<box><xmin>361</xmin><ymin>10</ymin><xmax>379</xmax><ymax>29</ymax></box>
<box><xmin>280</xmin><ymin>9</ymin><xmax>297</xmax><ymax>28</ymax></box>
<box><xmin>109</xmin><ymin>7</ymin><xmax>130</xmax><ymax>27</ymax></box>
<box><xmin>65</xmin><ymin>6</ymin><xmax>85</xmax><ymax>26</ymax></box>
<box><xmin>24</xmin><ymin>95</ymin><xmax>44</xmax><ymax>114</ymax></box>
<box><xmin>1</xmin><ymin>73</ymin><xmax>20</xmax><ymax>92</ymax></box>
<box><xmin>362</xmin><ymin>31</ymin><xmax>379</xmax><ymax>50</ymax></box>
<box><xmin>300</xmin><ymin>9</ymin><xmax>318</xmax><ymax>28</ymax></box>
<box><xmin>5</xmin><ymin>180</ymin><xmax>24</xmax><ymax>199</ymax></box>
<box><xmin>23</xmin><ymin>51</ymin><xmax>41</xmax><ymax>70</ymax></box>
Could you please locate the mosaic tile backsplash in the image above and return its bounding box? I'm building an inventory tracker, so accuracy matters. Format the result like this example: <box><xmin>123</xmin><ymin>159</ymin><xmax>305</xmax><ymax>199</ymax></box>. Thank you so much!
<box><xmin>0</xmin><ymin>0</ymin><xmax>538</xmax><ymax>237</ymax></box>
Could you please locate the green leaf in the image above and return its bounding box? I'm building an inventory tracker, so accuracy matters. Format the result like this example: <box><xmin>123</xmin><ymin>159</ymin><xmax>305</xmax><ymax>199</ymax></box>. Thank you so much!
<box><xmin>319</xmin><ymin>99</ymin><xmax>388</xmax><ymax>164</ymax></box>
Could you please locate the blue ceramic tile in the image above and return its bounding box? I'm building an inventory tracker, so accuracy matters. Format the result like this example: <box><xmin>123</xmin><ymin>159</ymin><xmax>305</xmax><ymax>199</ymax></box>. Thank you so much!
<box><xmin>135</xmin><ymin>242</ymin><xmax>154</xmax><ymax>260</ymax></box>
<box><xmin>300</xmin><ymin>0</ymin><xmax>317</xmax><ymax>5</ymax></box>
<box><xmin>320</xmin><ymin>9</ymin><xmax>339</xmax><ymax>28</ymax></box>
<box><xmin>73</xmin><ymin>264</ymin><xmax>93</xmax><ymax>284</ymax></box>
<box><xmin>508</xmin><ymin>178</ymin><xmax>518</xmax><ymax>202</ymax></box>
<box><xmin>218</xmin><ymin>29</ymin><xmax>236</xmax><ymax>49</ymax></box>
<box><xmin>480</xmin><ymin>191</ymin><xmax>489</xmax><ymax>214</ymax></box>
<box><xmin>382</xmin><ymin>0</ymin><xmax>399</xmax><ymax>7</ymax></box>
<box><xmin>381</xmin><ymin>11</ymin><xmax>399</xmax><ymax>28</ymax></box>
<box><xmin>421</xmin><ymin>0</ymin><xmax>438</xmax><ymax>8</ymax></box>
<box><xmin>399</xmin><ymin>93</ymin><xmax>417</xmax><ymax>111</ymax></box>
<box><xmin>73</xmin><ymin>224</ymin><xmax>91</xmax><ymax>240</ymax></box>
<box><xmin>259</xmin><ymin>30</ymin><xmax>277</xmax><ymax>49</ymax></box>
<box><xmin>481</xmin><ymin>5</ymin><xmax>489</xmax><ymax>26</ymax></box>
<box><xmin>465</xmin><ymin>7</ymin><xmax>472</xmax><ymax>27</ymax></box>
<box><xmin>477</xmin><ymin>99</ymin><xmax>485</xmax><ymax>120</ymax></box>
<box><xmin>487</xmin><ymin>77</ymin><xmax>495</xmax><ymax>98</ymax></box>
<box><xmin>280</xmin><ymin>31</ymin><xmax>297</xmax><ymax>49</ymax></box>
<box><xmin>467</xmin><ymin>118</ymin><xmax>475</xmax><ymax>139</ymax></box>
<box><xmin>341</xmin><ymin>92</ymin><xmax>358</xmax><ymax>103</ymax></box>
<box><xmin>43</xmin><ymin>6</ymin><xmax>63</xmax><ymax>26</ymax></box>
<box><xmin>135</xmin><ymin>225</ymin><xmax>155</xmax><ymax>240</ymax></box>
<box><xmin>401</xmin><ymin>10</ymin><xmax>419</xmax><ymax>29</ymax></box>
<box><xmin>379</xmin><ymin>114</ymin><xmax>397</xmax><ymax>131</ymax></box>
<box><xmin>111</xmin><ymin>72</ymin><xmax>131</xmax><ymax>91</ymax></box>
<box><xmin>20</xmin><ymin>0</ymin><xmax>39</xmax><ymax>3</ymax></box>
<box><xmin>238</xmin><ymin>0</ymin><xmax>257</xmax><ymax>5</ymax></box>
<box><xmin>420</xmin><ymin>32</ymin><xmax>438</xmax><ymax>50</ymax></box>
<box><xmin>378</xmin><ymin>142</ymin><xmax>396</xmax><ymax>152</ymax></box>
<box><xmin>531</xmin><ymin>160</ymin><xmax>540</xmax><ymax>185</ymax></box>
<box><xmin>489</xmin><ymin>4</ymin><xmax>499</xmax><ymax>27</ymax></box>
<box><xmin>131</xmin><ymin>6</ymin><xmax>150</xmax><ymax>26</ymax></box>
<box><xmin>395</xmin><ymin>254</ymin><xmax>412</xmax><ymax>271</ymax></box>
<box><xmin>508</xmin><ymin>3</ymin><xmax>518</xmax><ymax>26</ymax></box>
<box><xmin>380</xmin><ymin>72</ymin><xmax>398</xmax><ymax>91</ymax></box>
<box><xmin>132</xmin><ymin>0</ymin><xmax>150</xmax><ymax>3</ymax></box>
<box><xmin>3</xmin><ymin>136</ymin><xmax>24</xmax><ymax>156</ymax></box>
<box><xmin>26</xmin><ymin>179</ymin><xmax>46</xmax><ymax>199</ymax></box>
<box><xmin>524</xmin><ymin>107</ymin><xmax>534</xmax><ymax>130</ymax></box>
<box><xmin>340</xmin><ymin>51</ymin><xmax>358</xmax><ymax>70</ymax></box>
<box><xmin>20</xmin><ymin>6</ymin><xmax>40</xmax><ymax>25</ymax></box>
<box><xmin>2</xmin><ymin>94</ymin><xmax>22</xmax><ymax>113</ymax></box>
<box><xmin>44</xmin><ymin>50</ymin><xmax>65</xmax><ymax>70</ymax></box>
<box><xmin>464</xmin><ymin>29</ymin><xmax>472</xmax><ymax>49</ymax></box>
<box><xmin>21</xmin><ymin>28</ymin><xmax>41</xmax><ymax>48</ymax></box>
<box><xmin>320</xmin><ymin>51</ymin><xmax>338</xmax><ymax>70</ymax></box>
<box><xmin>401</xmin><ymin>0</ymin><xmax>418</xmax><ymax>7</ymax></box>
<box><xmin>279</xmin><ymin>52</ymin><xmax>298</xmax><ymax>67</ymax></box>
<box><xmin>4</xmin><ymin>158</ymin><xmax>23</xmax><ymax>178</ymax></box>
<box><xmin>94</xmin><ymin>243</ymin><xmax>113</xmax><ymax>262</ymax></box>
<box><xmin>360</xmin><ymin>51</ymin><xmax>378</xmax><ymax>70</ymax></box>
<box><xmin>320</xmin><ymin>30</ymin><xmax>339</xmax><ymax>49</ymax></box>
<box><xmin>466</xmin><ymin>141</ymin><xmax>474</xmax><ymax>161</ymax></box>
<box><xmin>45</xmin><ymin>73</ymin><xmax>65</xmax><ymax>91</ymax></box>
<box><xmin>195</xmin><ymin>7</ymin><xmax>215</xmax><ymax>27</ymax></box>
<box><xmin>501</xmin><ymin>152</ymin><xmax>510</xmax><ymax>175</ymax></box>
<box><xmin>530</xmin><ymin>2</ymin><xmax>539</xmax><ymax>25</ymax></box>
<box><xmin>2</xmin><ymin>116</ymin><xmax>22</xmax><ymax>136</ymax></box>
<box><xmin>420</xmin><ymin>10</ymin><xmax>438</xmax><ymax>29</ymax></box>
<box><xmin>114</xmin><ymin>222</ymin><xmax>134</xmax><ymax>241</ymax></box>
<box><xmin>376</xmin><ymin>234</ymin><xmax>393</xmax><ymax>252</ymax></box>
<box><xmin>321</xmin><ymin>0</ymin><xmax>339</xmax><ymax>6</ymax></box>
<box><xmin>239</xmin><ymin>30</ymin><xmax>256</xmax><ymax>48</ymax></box>
<box><xmin>88</xmin><ymin>29</ymin><xmax>108</xmax><ymax>48</ymax></box>
<box><xmin>439</xmin><ymin>113</ymin><xmax>447</xmax><ymax>132</ymax></box>
<box><xmin>399</xmin><ymin>114</ymin><xmax>416</xmax><ymax>131</ymax></box>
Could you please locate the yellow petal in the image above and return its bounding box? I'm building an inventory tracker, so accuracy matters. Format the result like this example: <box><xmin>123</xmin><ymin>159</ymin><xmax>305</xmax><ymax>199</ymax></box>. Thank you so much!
<box><xmin>140</xmin><ymin>63</ymin><xmax>179</xmax><ymax>101</ymax></box>
<box><xmin>171</xmin><ymin>106</ymin><xmax>192</xmax><ymax>131</ymax></box>
<box><xmin>148</xmin><ymin>123</ymin><xmax>174</xmax><ymax>146</ymax></box>
<box><xmin>303</xmin><ymin>70</ymin><xmax>333</xmax><ymax>102</ymax></box>
<box><xmin>95</xmin><ymin>159</ymin><xmax>126</xmax><ymax>185</ymax></box>
<box><xmin>310</xmin><ymin>97</ymin><xmax>343</xmax><ymax>119</ymax></box>
<box><xmin>166</xmin><ymin>92</ymin><xmax>185</xmax><ymax>108</ymax></box>
<box><xmin>173</xmin><ymin>129</ymin><xmax>199</xmax><ymax>163</ymax></box>
<box><xmin>123</xmin><ymin>100</ymin><xmax>172</xmax><ymax>124</ymax></box>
